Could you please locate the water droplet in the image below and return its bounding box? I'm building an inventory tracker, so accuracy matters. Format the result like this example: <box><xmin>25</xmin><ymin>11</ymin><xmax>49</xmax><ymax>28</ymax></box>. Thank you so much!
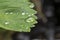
<box><xmin>10</xmin><ymin>12</ymin><xmax>13</xmax><ymax>14</ymax></box>
<box><xmin>22</xmin><ymin>12</ymin><xmax>25</xmax><ymax>15</ymax></box>
<box><xmin>26</xmin><ymin>18</ymin><xmax>34</xmax><ymax>22</ymax></box>
<box><xmin>5</xmin><ymin>22</ymin><xmax>9</xmax><ymax>25</ymax></box>
<box><xmin>29</xmin><ymin>4</ymin><xmax>34</xmax><ymax>8</ymax></box>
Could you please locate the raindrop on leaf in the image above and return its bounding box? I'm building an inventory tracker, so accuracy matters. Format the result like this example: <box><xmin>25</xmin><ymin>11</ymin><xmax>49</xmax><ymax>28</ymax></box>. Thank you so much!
<box><xmin>5</xmin><ymin>22</ymin><xmax>9</xmax><ymax>25</ymax></box>
<box><xmin>22</xmin><ymin>12</ymin><xmax>25</xmax><ymax>15</ymax></box>
<box><xmin>29</xmin><ymin>3</ymin><xmax>34</xmax><ymax>8</ymax></box>
<box><xmin>26</xmin><ymin>18</ymin><xmax>34</xmax><ymax>23</ymax></box>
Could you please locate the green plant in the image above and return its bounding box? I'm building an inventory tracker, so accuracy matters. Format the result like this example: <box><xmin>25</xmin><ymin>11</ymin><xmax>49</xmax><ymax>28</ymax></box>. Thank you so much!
<box><xmin>0</xmin><ymin>0</ymin><xmax>37</xmax><ymax>32</ymax></box>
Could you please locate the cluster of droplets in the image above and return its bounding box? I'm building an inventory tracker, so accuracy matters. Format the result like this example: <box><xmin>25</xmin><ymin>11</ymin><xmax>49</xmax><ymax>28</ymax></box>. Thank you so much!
<box><xmin>4</xmin><ymin>12</ymin><xmax>14</xmax><ymax>25</ymax></box>
<box><xmin>5</xmin><ymin>12</ymin><xmax>13</xmax><ymax>15</ymax></box>
<box><xmin>21</xmin><ymin>12</ymin><xmax>35</xmax><ymax>23</ymax></box>
<box><xmin>4</xmin><ymin>12</ymin><xmax>33</xmax><ymax>25</ymax></box>
<box><xmin>22</xmin><ymin>12</ymin><xmax>34</xmax><ymax>16</ymax></box>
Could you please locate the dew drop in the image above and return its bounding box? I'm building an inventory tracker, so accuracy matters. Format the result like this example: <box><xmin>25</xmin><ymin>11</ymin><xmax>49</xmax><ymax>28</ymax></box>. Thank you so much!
<box><xmin>26</xmin><ymin>18</ymin><xmax>34</xmax><ymax>22</ymax></box>
<box><xmin>22</xmin><ymin>12</ymin><xmax>25</xmax><ymax>15</ymax></box>
<box><xmin>5</xmin><ymin>22</ymin><xmax>9</xmax><ymax>25</ymax></box>
<box><xmin>29</xmin><ymin>4</ymin><xmax>34</xmax><ymax>8</ymax></box>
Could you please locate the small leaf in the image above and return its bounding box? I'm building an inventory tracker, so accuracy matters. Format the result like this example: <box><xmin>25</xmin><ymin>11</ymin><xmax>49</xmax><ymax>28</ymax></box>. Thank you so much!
<box><xmin>0</xmin><ymin>0</ymin><xmax>37</xmax><ymax>32</ymax></box>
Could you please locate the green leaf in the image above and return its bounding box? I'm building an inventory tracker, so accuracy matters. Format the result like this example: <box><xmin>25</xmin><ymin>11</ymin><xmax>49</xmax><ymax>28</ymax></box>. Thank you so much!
<box><xmin>0</xmin><ymin>0</ymin><xmax>37</xmax><ymax>32</ymax></box>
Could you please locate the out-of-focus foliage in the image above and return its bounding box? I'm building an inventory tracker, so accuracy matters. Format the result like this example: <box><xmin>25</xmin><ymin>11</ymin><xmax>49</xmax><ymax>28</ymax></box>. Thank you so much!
<box><xmin>0</xmin><ymin>0</ymin><xmax>37</xmax><ymax>32</ymax></box>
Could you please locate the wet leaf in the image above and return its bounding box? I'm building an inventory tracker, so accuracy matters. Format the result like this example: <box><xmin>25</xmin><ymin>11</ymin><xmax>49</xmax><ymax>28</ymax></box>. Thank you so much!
<box><xmin>0</xmin><ymin>0</ymin><xmax>37</xmax><ymax>32</ymax></box>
